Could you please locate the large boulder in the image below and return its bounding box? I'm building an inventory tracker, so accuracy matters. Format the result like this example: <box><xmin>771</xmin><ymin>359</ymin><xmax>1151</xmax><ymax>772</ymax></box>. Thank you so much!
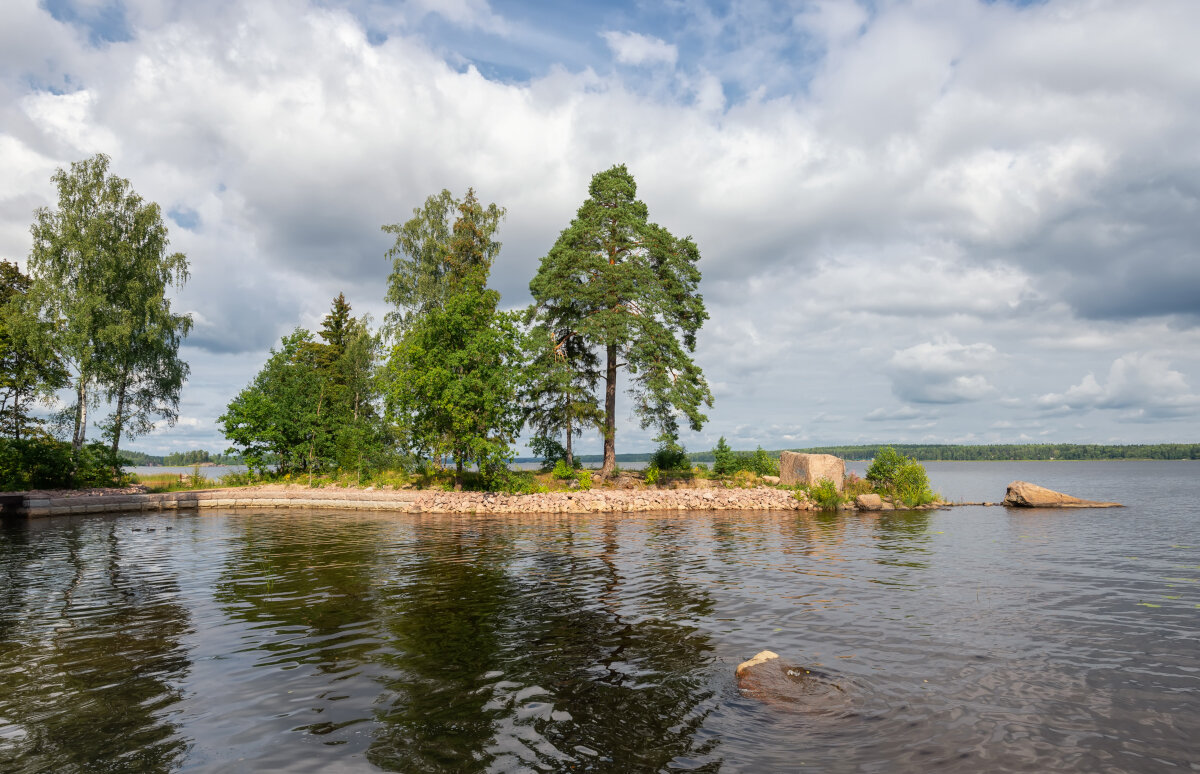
<box><xmin>855</xmin><ymin>493</ymin><xmax>883</xmax><ymax>511</ymax></box>
<box><xmin>1002</xmin><ymin>481</ymin><xmax>1122</xmax><ymax>508</ymax></box>
<box><xmin>779</xmin><ymin>452</ymin><xmax>845</xmax><ymax>491</ymax></box>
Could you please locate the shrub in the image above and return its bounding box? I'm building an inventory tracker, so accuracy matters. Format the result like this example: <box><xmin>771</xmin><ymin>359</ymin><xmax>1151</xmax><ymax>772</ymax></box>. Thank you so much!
<box><xmin>729</xmin><ymin>469</ymin><xmax>758</xmax><ymax>488</ymax></box>
<box><xmin>810</xmin><ymin>478</ymin><xmax>843</xmax><ymax>511</ymax></box>
<box><xmin>644</xmin><ymin>463</ymin><xmax>660</xmax><ymax>485</ymax></box>
<box><xmin>551</xmin><ymin>459</ymin><xmax>574</xmax><ymax>479</ymax></box>
<box><xmin>749</xmin><ymin>446</ymin><xmax>779</xmax><ymax>476</ymax></box>
<box><xmin>866</xmin><ymin>446</ymin><xmax>937</xmax><ymax>507</ymax></box>
<box><xmin>650</xmin><ymin>436</ymin><xmax>690</xmax><ymax>472</ymax></box>
<box><xmin>842</xmin><ymin>471</ymin><xmax>873</xmax><ymax>499</ymax></box>
<box><xmin>577</xmin><ymin>470</ymin><xmax>592</xmax><ymax>490</ymax></box>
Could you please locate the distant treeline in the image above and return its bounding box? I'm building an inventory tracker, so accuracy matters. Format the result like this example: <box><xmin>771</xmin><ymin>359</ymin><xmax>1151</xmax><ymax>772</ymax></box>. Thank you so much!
<box><xmin>119</xmin><ymin>449</ymin><xmax>243</xmax><ymax>466</ymax></box>
<box><xmin>688</xmin><ymin>443</ymin><xmax>1200</xmax><ymax>462</ymax></box>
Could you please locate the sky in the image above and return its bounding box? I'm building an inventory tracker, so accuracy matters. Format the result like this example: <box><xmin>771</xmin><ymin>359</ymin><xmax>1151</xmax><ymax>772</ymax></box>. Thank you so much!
<box><xmin>2</xmin><ymin>0</ymin><xmax>1199</xmax><ymax>457</ymax></box>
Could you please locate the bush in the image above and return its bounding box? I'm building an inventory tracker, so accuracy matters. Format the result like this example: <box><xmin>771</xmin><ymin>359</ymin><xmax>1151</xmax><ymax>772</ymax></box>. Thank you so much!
<box><xmin>650</xmin><ymin>437</ymin><xmax>690</xmax><ymax>472</ymax></box>
<box><xmin>729</xmin><ymin>469</ymin><xmax>758</xmax><ymax>488</ymax></box>
<box><xmin>866</xmin><ymin>446</ymin><xmax>937</xmax><ymax>507</ymax></box>
<box><xmin>551</xmin><ymin>459</ymin><xmax>574</xmax><ymax>479</ymax></box>
<box><xmin>644</xmin><ymin>463</ymin><xmax>660</xmax><ymax>485</ymax></box>
<box><xmin>748</xmin><ymin>446</ymin><xmax>779</xmax><ymax>476</ymax></box>
<box><xmin>576</xmin><ymin>470</ymin><xmax>592</xmax><ymax>490</ymax></box>
<box><xmin>809</xmin><ymin>478</ymin><xmax>843</xmax><ymax>511</ymax></box>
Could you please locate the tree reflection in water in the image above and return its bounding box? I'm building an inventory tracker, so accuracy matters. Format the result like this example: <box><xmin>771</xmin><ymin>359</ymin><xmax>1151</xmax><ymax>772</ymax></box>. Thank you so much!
<box><xmin>0</xmin><ymin>518</ymin><xmax>190</xmax><ymax>773</ymax></box>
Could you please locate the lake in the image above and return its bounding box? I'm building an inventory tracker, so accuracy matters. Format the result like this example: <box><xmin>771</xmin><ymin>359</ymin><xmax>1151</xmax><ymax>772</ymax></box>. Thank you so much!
<box><xmin>1</xmin><ymin>461</ymin><xmax>1197</xmax><ymax>772</ymax></box>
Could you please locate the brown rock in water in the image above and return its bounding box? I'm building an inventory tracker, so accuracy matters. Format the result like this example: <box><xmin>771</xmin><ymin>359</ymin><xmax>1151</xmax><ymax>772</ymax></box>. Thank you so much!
<box><xmin>1002</xmin><ymin>481</ymin><xmax>1123</xmax><ymax>508</ymax></box>
<box><xmin>735</xmin><ymin>650</ymin><xmax>851</xmax><ymax>713</ymax></box>
<box><xmin>779</xmin><ymin>452</ymin><xmax>845</xmax><ymax>491</ymax></box>
<box><xmin>855</xmin><ymin>493</ymin><xmax>883</xmax><ymax>511</ymax></box>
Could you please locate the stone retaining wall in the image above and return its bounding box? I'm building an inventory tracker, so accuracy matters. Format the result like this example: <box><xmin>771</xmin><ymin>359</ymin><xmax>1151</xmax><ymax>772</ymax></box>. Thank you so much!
<box><xmin>14</xmin><ymin>485</ymin><xmax>815</xmax><ymax>518</ymax></box>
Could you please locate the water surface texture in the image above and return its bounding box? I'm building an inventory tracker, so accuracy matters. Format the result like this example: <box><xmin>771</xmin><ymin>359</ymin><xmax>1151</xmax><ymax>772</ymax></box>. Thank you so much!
<box><xmin>1</xmin><ymin>461</ymin><xmax>1197</xmax><ymax>772</ymax></box>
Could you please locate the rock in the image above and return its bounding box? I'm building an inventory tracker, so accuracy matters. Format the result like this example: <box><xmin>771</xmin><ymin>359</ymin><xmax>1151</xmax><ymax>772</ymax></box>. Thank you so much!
<box><xmin>855</xmin><ymin>493</ymin><xmax>883</xmax><ymax>511</ymax></box>
<box><xmin>1002</xmin><ymin>481</ymin><xmax>1123</xmax><ymax>508</ymax></box>
<box><xmin>736</xmin><ymin>650</ymin><xmax>779</xmax><ymax>676</ymax></box>
<box><xmin>761</xmin><ymin>475</ymin><xmax>781</xmax><ymax>485</ymax></box>
<box><xmin>779</xmin><ymin>452</ymin><xmax>845</xmax><ymax>491</ymax></box>
<box><xmin>735</xmin><ymin>650</ymin><xmax>852</xmax><ymax>713</ymax></box>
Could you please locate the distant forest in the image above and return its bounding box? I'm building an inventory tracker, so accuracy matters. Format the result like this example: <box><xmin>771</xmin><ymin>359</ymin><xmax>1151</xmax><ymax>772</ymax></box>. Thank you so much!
<box><xmin>119</xmin><ymin>449</ymin><xmax>243</xmax><ymax>466</ymax></box>
<box><xmin>544</xmin><ymin>443</ymin><xmax>1200</xmax><ymax>465</ymax></box>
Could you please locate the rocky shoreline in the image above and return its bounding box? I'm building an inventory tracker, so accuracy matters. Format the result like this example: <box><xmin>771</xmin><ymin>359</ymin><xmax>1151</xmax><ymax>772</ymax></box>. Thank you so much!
<box><xmin>6</xmin><ymin>482</ymin><xmax>955</xmax><ymax>518</ymax></box>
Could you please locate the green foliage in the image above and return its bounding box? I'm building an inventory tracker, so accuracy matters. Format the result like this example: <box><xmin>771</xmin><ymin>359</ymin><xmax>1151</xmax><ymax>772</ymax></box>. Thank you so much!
<box><xmin>0</xmin><ymin>437</ymin><xmax>126</xmax><ymax>491</ymax></box>
<box><xmin>649</xmin><ymin>435</ymin><xmax>691</xmax><ymax>472</ymax></box>
<box><xmin>381</xmin><ymin>189</ymin><xmax>505</xmax><ymax>340</ymax></box>
<box><xmin>644</xmin><ymin>463</ymin><xmax>660</xmax><ymax>485</ymax></box>
<box><xmin>519</xmin><ymin>319</ymin><xmax>602</xmax><ymax>469</ymax></box>
<box><xmin>551</xmin><ymin>459</ymin><xmax>574</xmax><ymax>479</ymax></box>
<box><xmin>26</xmin><ymin>153</ymin><xmax>191</xmax><ymax>458</ymax></box>
<box><xmin>711</xmin><ymin>436</ymin><xmax>735</xmax><ymax>476</ymax></box>
<box><xmin>748</xmin><ymin>446</ymin><xmax>779</xmax><ymax>476</ymax></box>
<box><xmin>221</xmin><ymin>294</ymin><xmax>388</xmax><ymax>480</ymax></box>
<box><xmin>384</xmin><ymin>190</ymin><xmax>523</xmax><ymax>490</ymax></box>
<box><xmin>576</xmin><ymin>470</ymin><xmax>592</xmax><ymax>490</ymax></box>
<box><xmin>866</xmin><ymin>446</ymin><xmax>906</xmax><ymax>488</ymax></box>
<box><xmin>0</xmin><ymin>261</ymin><xmax>68</xmax><ymax>441</ymax></box>
<box><xmin>866</xmin><ymin>446</ymin><xmax>938</xmax><ymax>507</ymax></box>
<box><xmin>529</xmin><ymin>434</ymin><xmax>569</xmax><ymax>470</ymax></box>
<box><xmin>809</xmin><ymin>478</ymin><xmax>843</xmax><ymax>511</ymax></box>
<box><xmin>529</xmin><ymin>164</ymin><xmax>713</xmax><ymax>475</ymax></box>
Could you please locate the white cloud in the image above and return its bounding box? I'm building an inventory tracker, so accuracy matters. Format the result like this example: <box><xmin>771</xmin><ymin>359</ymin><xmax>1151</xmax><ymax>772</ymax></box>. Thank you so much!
<box><xmin>600</xmin><ymin>30</ymin><xmax>678</xmax><ymax>67</ymax></box>
<box><xmin>888</xmin><ymin>338</ymin><xmax>999</xmax><ymax>404</ymax></box>
<box><xmin>1038</xmin><ymin>353</ymin><xmax>1200</xmax><ymax>421</ymax></box>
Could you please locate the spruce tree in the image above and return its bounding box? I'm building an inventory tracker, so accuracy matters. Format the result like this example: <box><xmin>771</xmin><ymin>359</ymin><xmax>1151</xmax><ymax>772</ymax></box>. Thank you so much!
<box><xmin>529</xmin><ymin>165</ymin><xmax>712</xmax><ymax>477</ymax></box>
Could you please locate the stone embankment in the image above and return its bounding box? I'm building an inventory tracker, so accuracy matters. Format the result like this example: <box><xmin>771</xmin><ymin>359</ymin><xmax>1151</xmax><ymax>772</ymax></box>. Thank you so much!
<box><xmin>8</xmin><ymin>484</ymin><xmax>816</xmax><ymax>518</ymax></box>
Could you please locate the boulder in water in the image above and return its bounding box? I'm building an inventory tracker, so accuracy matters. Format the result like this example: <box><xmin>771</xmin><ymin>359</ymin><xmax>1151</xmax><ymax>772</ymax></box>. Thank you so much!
<box><xmin>1002</xmin><ymin>481</ymin><xmax>1122</xmax><ymax>508</ymax></box>
<box><xmin>735</xmin><ymin>650</ymin><xmax>851</xmax><ymax>712</ymax></box>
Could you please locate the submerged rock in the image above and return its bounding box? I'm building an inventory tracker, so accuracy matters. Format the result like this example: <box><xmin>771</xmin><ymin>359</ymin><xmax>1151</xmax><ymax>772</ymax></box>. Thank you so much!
<box><xmin>735</xmin><ymin>650</ymin><xmax>852</xmax><ymax>713</ymax></box>
<box><xmin>1002</xmin><ymin>481</ymin><xmax>1123</xmax><ymax>508</ymax></box>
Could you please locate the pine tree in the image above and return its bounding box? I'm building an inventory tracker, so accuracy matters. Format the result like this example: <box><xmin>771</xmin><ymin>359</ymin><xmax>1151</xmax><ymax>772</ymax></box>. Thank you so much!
<box><xmin>529</xmin><ymin>165</ymin><xmax>713</xmax><ymax>477</ymax></box>
<box><xmin>520</xmin><ymin>319</ymin><xmax>602</xmax><ymax>469</ymax></box>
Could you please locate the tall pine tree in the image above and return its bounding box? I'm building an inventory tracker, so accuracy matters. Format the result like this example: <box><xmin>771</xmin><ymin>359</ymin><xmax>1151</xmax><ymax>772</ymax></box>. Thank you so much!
<box><xmin>529</xmin><ymin>165</ymin><xmax>712</xmax><ymax>477</ymax></box>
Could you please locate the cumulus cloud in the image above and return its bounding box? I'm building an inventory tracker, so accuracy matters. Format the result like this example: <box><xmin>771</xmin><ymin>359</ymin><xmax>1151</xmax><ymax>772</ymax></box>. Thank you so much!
<box><xmin>1037</xmin><ymin>353</ymin><xmax>1200</xmax><ymax>421</ymax></box>
<box><xmin>601</xmin><ymin>31</ymin><xmax>678</xmax><ymax>67</ymax></box>
<box><xmin>888</xmin><ymin>338</ymin><xmax>999</xmax><ymax>404</ymax></box>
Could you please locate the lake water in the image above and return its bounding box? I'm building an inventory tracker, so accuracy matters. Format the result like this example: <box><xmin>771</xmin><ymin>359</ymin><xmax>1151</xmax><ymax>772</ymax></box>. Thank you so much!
<box><xmin>1</xmin><ymin>461</ymin><xmax>1197</xmax><ymax>772</ymax></box>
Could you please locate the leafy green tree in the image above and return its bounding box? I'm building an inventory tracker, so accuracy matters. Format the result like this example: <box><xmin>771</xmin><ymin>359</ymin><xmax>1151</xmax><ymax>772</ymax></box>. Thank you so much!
<box><xmin>0</xmin><ymin>261</ymin><xmax>68</xmax><ymax>440</ymax></box>
<box><xmin>529</xmin><ymin>164</ymin><xmax>713</xmax><ymax>478</ymax></box>
<box><xmin>220</xmin><ymin>295</ymin><xmax>387</xmax><ymax>480</ymax></box>
<box><xmin>381</xmin><ymin>189</ymin><xmax>504</xmax><ymax>340</ymax></box>
<box><xmin>384</xmin><ymin>190</ymin><xmax>522</xmax><ymax>490</ymax></box>
<box><xmin>519</xmin><ymin>319</ymin><xmax>602</xmax><ymax>469</ymax></box>
<box><xmin>220</xmin><ymin>329</ymin><xmax>323</xmax><ymax>476</ymax></box>
<box><xmin>26</xmin><ymin>153</ymin><xmax>191</xmax><ymax>457</ymax></box>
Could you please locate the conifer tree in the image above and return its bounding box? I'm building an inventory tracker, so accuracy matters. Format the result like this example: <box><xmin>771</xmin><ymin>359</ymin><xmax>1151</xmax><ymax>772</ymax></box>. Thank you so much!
<box><xmin>529</xmin><ymin>165</ymin><xmax>713</xmax><ymax>477</ymax></box>
<box><xmin>520</xmin><ymin>320</ymin><xmax>602</xmax><ymax>469</ymax></box>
